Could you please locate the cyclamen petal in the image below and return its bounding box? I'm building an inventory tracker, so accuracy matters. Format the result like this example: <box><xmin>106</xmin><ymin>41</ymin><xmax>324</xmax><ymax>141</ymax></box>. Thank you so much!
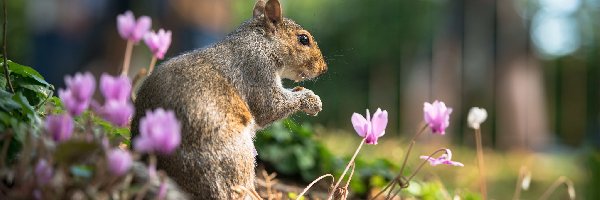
<box><xmin>60</xmin><ymin>72</ymin><xmax>95</xmax><ymax>116</ymax></box>
<box><xmin>132</xmin><ymin>16</ymin><xmax>152</xmax><ymax>42</ymax></box>
<box><xmin>134</xmin><ymin>108</ymin><xmax>181</xmax><ymax>155</ymax></box>
<box><xmin>420</xmin><ymin>149</ymin><xmax>464</xmax><ymax>167</ymax></box>
<box><xmin>59</xmin><ymin>89</ymin><xmax>88</xmax><ymax>116</ymax></box>
<box><xmin>423</xmin><ymin>100</ymin><xmax>452</xmax><ymax>135</ymax></box>
<box><xmin>351</xmin><ymin>113</ymin><xmax>368</xmax><ymax>137</ymax></box>
<box><xmin>100</xmin><ymin>74</ymin><xmax>131</xmax><ymax>103</ymax></box>
<box><xmin>371</xmin><ymin>108</ymin><xmax>388</xmax><ymax>137</ymax></box>
<box><xmin>44</xmin><ymin>114</ymin><xmax>74</xmax><ymax>142</ymax></box>
<box><xmin>107</xmin><ymin>149</ymin><xmax>132</xmax><ymax>176</ymax></box>
<box><xmin>35</xmin><ymin>159</ymin><xmax>53</xmax><ymax>185</ymax></box>
<box><xmin>101</xmin><ymin>100</ymin><xmax>134</xmax><ymax>127</ymax></box>
<box><xmin>144</xmin><ymin>29</ymin><xmax>172</xmax><ymax>59</ymax></box>
<box><xmin>351</xmin><ymin>108</ymin><xmax>388</xmax><ymax>145</ymax></box>
<box><xmin>117</xmin><ymin>11</ymin><xmax>135</xmax><ymax>40</ymax></box>
<box><xmin>65</xmin><ymin>72</ymin><xmax>96</xmax><ymax>102</ymax></box>
<box><xmin>117</xmin><ymin>10</ymin><xmax>152</xmax><ymax>42</ymax></box>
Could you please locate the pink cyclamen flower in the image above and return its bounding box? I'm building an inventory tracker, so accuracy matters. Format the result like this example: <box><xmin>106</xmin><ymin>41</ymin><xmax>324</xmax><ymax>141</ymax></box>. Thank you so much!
<box><xmin>423</xmin><ymin>100</ymin><xmax>453</xmax><ymax>135</ymax></box>
<box><xmin>44</xmin><ymin>114</ymin><xmax>74</xmax><ymax>142</ymax></box>
<box><xmin>351</xmin><ymin>108</ymin><xmax>388</xmax><ymax>145</ymax></box>
<box><xmin>100</xmin><ymin>73</ymin><xmax>131</xmax><ymax>103</ymax></box>
<box><xmin>59</xmin><ymin>72</ymin><xmax>96</xmax><ymax>116</ymax></box>
<box><xmin>144</xmin><ymin>29</ymin><xmax>172</xmax><ymax>59</ymax></box>
<box><xmin>420</xmin><ymin>149</ymin><xmax>464</xmax><ymax>167</ymax></box>
<box><xmin>100</xmin><ymin>100</ymin><xmax>134</xmax><ymax>127</ymax></box>
<box><xmin>134</xmin><ymin>108</ymin><xmax>181</xmax><ymax>155</ymax></box>
<box><xmin>35</xmin><ymin>159</ymin><xmax>53</xmax><ymax>185</ymax></box>
<box><xmin>117</xmin><ymin>10</ymin><xmax>152</xmax><ymax>42</ymax></box>
<box><xmin>107</xmin><ymin>149</ymin><xmax>132</xmax><ymax>176</ymax></box>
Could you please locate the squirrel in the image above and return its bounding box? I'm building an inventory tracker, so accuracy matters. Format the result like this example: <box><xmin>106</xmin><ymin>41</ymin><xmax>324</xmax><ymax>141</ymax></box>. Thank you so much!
<box><xmin>130</xmin><ymin>0</ymin><xmax>327</xmax><ymax>199</ymax></box>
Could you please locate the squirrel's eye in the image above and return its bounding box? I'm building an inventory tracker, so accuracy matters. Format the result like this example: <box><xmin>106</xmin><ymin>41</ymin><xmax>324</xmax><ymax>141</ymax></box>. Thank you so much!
<box><xmin>298</xmin><ymin>34</ymin><xmax>310</xmax><ymax>46</ymax></box>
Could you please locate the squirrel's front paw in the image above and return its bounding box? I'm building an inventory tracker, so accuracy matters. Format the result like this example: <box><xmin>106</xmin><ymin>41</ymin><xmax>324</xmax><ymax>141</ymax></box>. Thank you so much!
<box><xmin>299</xmin><ymin>90</ymin><xmax>322</xmax><ymax>116</ymax></box>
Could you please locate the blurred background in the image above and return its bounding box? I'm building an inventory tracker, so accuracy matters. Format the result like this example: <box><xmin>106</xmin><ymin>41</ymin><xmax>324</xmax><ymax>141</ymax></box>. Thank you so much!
<box><xmin>3</xmin><ymin>0</ymin><xmax>600</xmax><ymax>198</ymax></box>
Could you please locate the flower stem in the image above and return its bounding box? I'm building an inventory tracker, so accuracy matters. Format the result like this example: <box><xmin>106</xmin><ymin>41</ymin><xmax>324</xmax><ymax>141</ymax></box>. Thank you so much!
<box><xmin>147</xmin><ymin>56</ymin><xmax>157</xmax><ymax>75</ymax></box>
<box><xmin>121</xmin><ymin>40</ymin><xmax>134</xmax><ymax>76</ymax></box>
<box><xmin>327</xmin><ymin>138</ymin><xmax>366</xmax><ymax>200</ymax></box>
<box><xmin>475</xmin><ymin>128</ymin><xmax>487</xmax><ymax>200</ymax></box>
<box><xmin>370</xmin><ymin>123</ymin><xmax>427</xmax><ymax>200</ymax></box>
<box><xmin>343</xmin><ymin>163</ymin><xmax>356</xmax><ymax>188</ymax></box>
<box><xmin>136</xmin><ymin>154</ymin><xmax>157</xmax><ymax>200</ymax></box>
<box><xmin>512</xmin><ymin>166</ymin><xmax>528</xmax><ymax>200</ymax></box>
<box><xmin>2</xmin><ymin>0</ymin><xmax>14</xmax><ymax>93</ymax></box>
<box><xmin>383</xmin><ymin>149</ymin><xmax>447</xmax><ymax>200</ymax></box>
<box><xmin>149</xmin><ymin>154</ymin><xmax>157</xmax><ymax>178</ymax></box>
<box><xmin>404</xmin><ymin>148</ymin><xmax>447</xmax><ymax>182</ymax></box>
<box><xmin>538</xmin><ymin>176</ymin><xmax>576</xmax><ymax>200</ymax></box>
<box><xmin>130</xmin><ymin>68</ymin><xmax>147</xmax><ymax>101</ymax></box>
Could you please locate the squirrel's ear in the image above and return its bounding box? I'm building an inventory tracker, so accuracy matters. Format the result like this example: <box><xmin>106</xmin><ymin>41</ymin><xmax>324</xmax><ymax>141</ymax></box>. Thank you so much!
<box><xmin>253</xmin><ymin>0</ymin><xmax>266</xmax><ymax>18</ymax></box>
<box><xmin>264</xmin><ymin>0</ymin><xmax>282</xmax><ymax>25</ymax></box>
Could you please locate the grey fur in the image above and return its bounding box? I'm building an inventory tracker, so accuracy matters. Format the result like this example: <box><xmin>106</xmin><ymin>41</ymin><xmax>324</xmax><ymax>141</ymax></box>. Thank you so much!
<box><xmin>131</xmin><ymin>0</ymin><xmax>327</xmax><ymax>199</ymax></box>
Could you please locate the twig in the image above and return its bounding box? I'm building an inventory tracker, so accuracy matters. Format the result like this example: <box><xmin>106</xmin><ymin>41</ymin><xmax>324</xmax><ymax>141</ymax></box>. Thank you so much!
<box><xmin>234</xmin><ymin>185</ymin><xmax>262</xmax><ymax>200</ymax></box>
<box><xmin>538</xmin><ymin>176</ymin><xmax>575</xmax><ymax>200</ymax></box>
<box><xmin>296</xmin><ymin>174</ymin><xmax>334</xmax><ymax>200</ymax></box>
<box><xmin>2</xmin><ymin>0</ymin><xmax>14</xmax><ymax>93</ymax></box>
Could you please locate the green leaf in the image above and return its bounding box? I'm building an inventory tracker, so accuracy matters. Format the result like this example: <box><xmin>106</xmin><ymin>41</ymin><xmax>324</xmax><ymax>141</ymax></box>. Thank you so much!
<box><xmin>1</xmin><ymin>58</ymin><xmax>49</xmax><ymax>87</ymax></box>
<box><xmin>0</xmin><ymin>73</ymin><xmax>5</xmax><ymax>89</ymax></box>
<box><xmin>0</xmin><ymin>89</ymin><xmax>20</xmax><ymax>112</ymax></box>
<box><xmin>12</xmin><ymin>92</ymin><xmax>36</xmax><ymax>121</ymax></box>
<box><xmin>294</xmin><ymin>145</ymin><xmax>315</xmax><ymax>170</ymax></box>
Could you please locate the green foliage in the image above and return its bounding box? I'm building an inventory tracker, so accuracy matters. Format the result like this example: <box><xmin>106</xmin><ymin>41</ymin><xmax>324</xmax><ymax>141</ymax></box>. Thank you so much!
<box><xmin>255</xmin><ymin>119</ymin><xmax>334</xmax><ymax>181</ymax></box>
<box><xmin>90</xmin><ymin>112</ymin><xmax>131</xmax><ymax>145</ymax></box>
<box><xmin>0</xmin><ymin>58</ymin><xmax>53</xmax><ymax>163</ymax></box>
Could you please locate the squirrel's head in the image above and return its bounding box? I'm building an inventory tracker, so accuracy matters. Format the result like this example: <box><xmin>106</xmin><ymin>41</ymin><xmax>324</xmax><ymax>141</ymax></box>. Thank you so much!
<box><xmin>253</xmin><ymin>0</ymin><xmax>327</xmax><ymax>82</ymax></box>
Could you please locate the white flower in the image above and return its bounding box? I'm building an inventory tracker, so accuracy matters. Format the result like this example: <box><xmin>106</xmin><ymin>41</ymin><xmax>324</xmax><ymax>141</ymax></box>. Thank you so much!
<box><xmin>467</xmin><ymin>107</ymin><xmax>487</xmax><ymax>129</ymax></box>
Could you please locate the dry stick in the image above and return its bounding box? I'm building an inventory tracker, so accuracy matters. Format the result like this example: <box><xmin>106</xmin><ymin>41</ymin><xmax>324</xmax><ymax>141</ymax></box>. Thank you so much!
<box><xmin>235</xmin><ymin>185</ymin><xmax>262</xmax><ymax>200</ymax></box>
<box><xmin>147</xmin><ymin>56</ymin><xmax>158</xmax><ymax>75</ymax></box>
<box><xmin>512</xmin><ymin>166</ymin><xmax>528</xmax><ymax>200</ymax></box>
<box><xmin>296</xmin><ymin>174</ymin><xmax>335</xmax><ymax>200</ymax></box>
<box><xmin>370</xmin><ymin>124</ymin><xmax>428</xmax><ymax>200</ymax></box>
<box><xmin>2</xmin><ymin>0</ymin><xmax>13</xmax><ymax>93</ymax></box>
<box><xmin>474</xmin><ymin>128</ymin><xmax>487</xmax><ymax>200</ymax></box>
<box><xmin>385</xmin><ymin>148</ymin><xmax>448</xmax><ymax>200</ymax></box>
<box><xmin>327</xmin><ymin>138</ymin><xmax>366</xmax><ymax>200</ymax></box>
<box><xmin>538</xmin><ymin>176</ymin><xmax>576</xmax><ymax>200</ymax></box>
<box><xmin>121</xmin><ymin>40</ymin><xmax>134</xmax><ymax>76</ymax></box>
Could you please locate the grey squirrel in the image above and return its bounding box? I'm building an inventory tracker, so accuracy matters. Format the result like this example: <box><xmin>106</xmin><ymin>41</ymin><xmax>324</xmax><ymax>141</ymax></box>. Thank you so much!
<box><xmin>130</xmin><ymin>0</ymin><xmax>327</xmax><ymax>199</ymax></box>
